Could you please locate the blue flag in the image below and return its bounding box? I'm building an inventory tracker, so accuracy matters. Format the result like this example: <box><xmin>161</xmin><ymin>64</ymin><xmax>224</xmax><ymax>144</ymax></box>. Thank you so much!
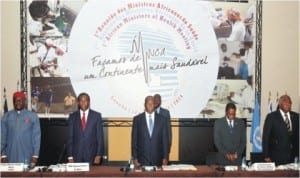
<box><xmin>268</xmin><ymin>101</ymin><xmax>272</xmax><ymax>113</ymax></box>
<box><xmin>250</xmin><ymin>93</ymin><xmax>262</xmax><ymax>153</ymax></box>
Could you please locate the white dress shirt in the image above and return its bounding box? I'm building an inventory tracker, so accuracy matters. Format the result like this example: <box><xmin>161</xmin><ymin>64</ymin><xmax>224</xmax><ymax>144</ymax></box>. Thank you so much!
<box><xmin>226</xmin><ymin>117</ymin><xmax>234</xmax><ymax>128</ymax></box>
<box><xmin>80</xmin><ymin>109</ymin><xmax>89</xmax><ymax>122</ymax></box>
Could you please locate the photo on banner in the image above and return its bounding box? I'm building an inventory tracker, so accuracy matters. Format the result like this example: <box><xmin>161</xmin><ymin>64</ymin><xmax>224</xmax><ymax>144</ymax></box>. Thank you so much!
<box><xmin>26</xmin><ymin>0</ymin><xmax>257</xmax><ymax>119</ymax></box>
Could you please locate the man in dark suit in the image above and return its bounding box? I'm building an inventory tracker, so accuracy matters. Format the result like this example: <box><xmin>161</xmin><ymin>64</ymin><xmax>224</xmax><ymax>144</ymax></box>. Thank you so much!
<box><xmin>154</xmin><ymin>94</ymin><xmax>172</xmax><ymax>154</ymax></box>
<box><xmin>132</xmin><ymin>96</ymin><xmax>169</xmax><ymax>167</ymax></box>
<box><xmin>214</xmin><ymin>103</ymin><xmax>246</xmax><ymax>165</ymax></box>
<box><xmin>263</xmin><ymin>95</ymin><xmax>299</xmax><ymax>165</ymax></box>
<box><xmin>67</xmin><ymin>93</ymin><xmax>104</xmax><ymax>165</ymax></box>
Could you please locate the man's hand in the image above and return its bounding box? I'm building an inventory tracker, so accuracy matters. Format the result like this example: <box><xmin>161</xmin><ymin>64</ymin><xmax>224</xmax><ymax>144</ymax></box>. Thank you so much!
<box><xmin>226</xmin><ymin>153</ymin><xmax>237</xmax><ymax>162</ymax></box>
<box><xmin>162</xmin><ymin>159</ymin><xmax>168</xmax><ymax>165</ymax></box>
<box><xmin>31</xmin><ymin>157</ymin><xmax>38</xmax><ymax>164</ymax></box>
<box><xmin>226</xmin><ymin>154</ymin><xmax>231</xmax><ymax>161</ymax></box>
<box><xmin>133</xmin><ymin>159</ymin><xmax>140</xmax><ymax>168</ymax></box>
<box><xmin>1</xmin><ymin>157</ymin><xmax>8</xmax><ymax>163</ymax></box>
<box><xmin>264</xmin><ymin>157</ymin><xmax>272</xmax><ymax>162</ymax></box>
<box><xmin>93</xmin><ymin>156</ymin><xmax>101</xmax><ymax>165</ymax></box>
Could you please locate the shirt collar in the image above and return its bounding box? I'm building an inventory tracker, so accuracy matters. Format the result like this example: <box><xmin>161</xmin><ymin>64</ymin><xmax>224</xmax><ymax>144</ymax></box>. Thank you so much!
<box><xmin>80</xmin><ymin>109</ymin><xmax>89</xmax><ymax>117</ymax></box>
<box><xmin>15</xmin><ymin>109</ymin><xmax>25</xmax><ymax>114</ymax></box>
<box><xmin>226</xmin><ymin>117</ymin><xmax>234</xmax><ymax>125</ymax></box>
<box><xmin>279</xmin><ymin>109</ymin><xmax>290</xmax><ymax>119</ymax></box>
<box><xmin>156</xmin><ymin>107</ymin><xmax>161</xmax><ymax>114</ymax></box>
<box><xmin>145</xmin><ymin>111</ymin><xmax>155</xmax><ymax>119</ymax></box>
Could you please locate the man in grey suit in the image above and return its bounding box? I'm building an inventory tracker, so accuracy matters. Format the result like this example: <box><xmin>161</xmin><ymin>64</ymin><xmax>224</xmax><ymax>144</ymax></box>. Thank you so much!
<box><xmin>154</xmin><ymin>94</ymin><xmax>172</xmax><ymax>154</ymax></box>
<box><xmin>214</xmin><ymin>103</ymin><xmax>246</xmax><ymax>165</ymax></box>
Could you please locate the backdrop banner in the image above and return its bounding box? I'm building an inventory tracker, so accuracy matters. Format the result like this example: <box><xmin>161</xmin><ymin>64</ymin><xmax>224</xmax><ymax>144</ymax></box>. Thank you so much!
<box><xmin>27</xmin><ymin>0</ymin><xmax>256</xmax><ymax>118</ymax></box>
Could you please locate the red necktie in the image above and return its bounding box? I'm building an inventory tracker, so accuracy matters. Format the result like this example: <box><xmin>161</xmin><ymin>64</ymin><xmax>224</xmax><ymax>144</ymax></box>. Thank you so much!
<box><xmin>81</xmin><ymin>112</ymin><xmax>86</xmax><ymax>130</ymax></box>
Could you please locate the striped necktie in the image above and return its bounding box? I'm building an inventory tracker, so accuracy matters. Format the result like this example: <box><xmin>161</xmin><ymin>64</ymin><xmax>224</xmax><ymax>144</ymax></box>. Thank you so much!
<box><xmin>284</xmin><ymin>113</ymin><xmax>291</xmax><ymax>132</ymax></box>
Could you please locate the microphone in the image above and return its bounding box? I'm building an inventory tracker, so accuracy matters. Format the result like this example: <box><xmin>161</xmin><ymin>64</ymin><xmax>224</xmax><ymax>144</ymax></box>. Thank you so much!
<box><xmin>120</xmin><ymin>157</ymin><xmax>134</xmax><ymax>175</ymax></box>
<box><xmin>137</xmin><ymin>153</ymin><xmax>157</xmax><ymax>172</ymax></box>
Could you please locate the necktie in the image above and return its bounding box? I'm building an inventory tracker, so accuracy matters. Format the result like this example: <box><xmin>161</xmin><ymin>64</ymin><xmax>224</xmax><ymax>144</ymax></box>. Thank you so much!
<box><xmin>149</xmin><ymin>115</ymin><xmax>153</xmax><ymax>136</ymax></box>
<box><xmin>229</xmin><ymin>120</ymin><xmax>233</xmax><ymax>134</ymax></box>
<box><xmin>229</xmin><ymin>120</ymin><xmax>233</xmax><ymax>128</ymax></box>
<box><xmin>82</xmin><ymin>112</ymin><xmax>86</xmax><ymax>130</ymax></box>
<box><xmin>284</xmin><ymin>113</ymin><xmax>291</xmax><ymax>132</ymax></box>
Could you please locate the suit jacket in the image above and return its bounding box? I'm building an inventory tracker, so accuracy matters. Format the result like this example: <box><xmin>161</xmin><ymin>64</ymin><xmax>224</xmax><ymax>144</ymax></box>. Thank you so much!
<box><xmin>157</xmin><ymin>107</ymin><xmax>172</xmax><ymax>153</ymax></box>
<box><xmin>214</xmin><ymin>117</ymin><xmax>246</xmax><ymax>165</ymax></box>
<box><xmin>262</xmin><ymin>110</ymin><xmax>299</xmax><ymax>165</ymax></box>
<box><xmin>131</xmin><ymin>112</ymin><xmax>169</xmax><ymax>166</ymax></box>
<box><xmin>67</xmin><ymin>109</ymin><xmax>104</xmax><ymax>164</ymax></box>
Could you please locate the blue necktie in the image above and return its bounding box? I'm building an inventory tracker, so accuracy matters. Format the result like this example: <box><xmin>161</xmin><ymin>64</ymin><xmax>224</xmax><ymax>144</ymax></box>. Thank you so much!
<box><xmin>149</xmin><ymin>115</ymin><xmax>153</xmax><ymax>136</ymax></box>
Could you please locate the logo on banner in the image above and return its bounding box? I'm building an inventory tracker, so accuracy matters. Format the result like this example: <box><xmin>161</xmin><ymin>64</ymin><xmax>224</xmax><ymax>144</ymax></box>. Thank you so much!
<box><xmin>67</xmin><ymin>0</ymin><xmax>219</xmax><ymax>117</ymax></box>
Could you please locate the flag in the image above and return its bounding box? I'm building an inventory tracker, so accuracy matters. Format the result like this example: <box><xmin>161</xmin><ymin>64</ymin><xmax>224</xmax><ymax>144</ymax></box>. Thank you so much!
<box><xmin>268</xmin><ymin>100</ymin><xmax>272</xmax><ymax>113</ymax></box>
<box><xmin>3</xmin><ymin>97</ymin><xmax>8</xmax><ymax>113</ymax></box>
<box><xmin>3</xmin><ymin>88</ymin><xmax>8</xmax><ymax>113</ymax></box>
<box><xmin>250</xmin><ymin>92</ymin><xmax>262</xmax><ymax>153</ymax></box>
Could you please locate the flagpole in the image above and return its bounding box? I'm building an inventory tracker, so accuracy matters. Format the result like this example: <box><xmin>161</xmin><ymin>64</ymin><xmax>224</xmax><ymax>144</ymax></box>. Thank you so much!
<box><xmin>17</xmin><ymin>80</ymin><xmax>20</xmax><ymax>91</ymax></box>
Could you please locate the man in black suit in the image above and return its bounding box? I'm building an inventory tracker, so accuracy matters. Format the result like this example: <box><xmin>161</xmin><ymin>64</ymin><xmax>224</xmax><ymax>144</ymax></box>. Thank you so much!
<box><xmin>154</xmin><ymin>94</ymin><xmax>172</xmax><ymax>154</ymax></box>
<box><xmin>67</xmin><ymin>93</ymin><xmax>104</xmax><ymax>165</ymax></box>
<box><xmin>214</xmin><ymin>103</ymin><xmax>246</xmax><ymax>165</ymax></box>
<box><xmin>131</xmin><ymin>96</ymin><xmax>169</xmax><ymax>167</ymax></box>
<box><xmin>263</xmin><ymin>95</ymin><xmax>299</xmax><ymax>165</ymax></box>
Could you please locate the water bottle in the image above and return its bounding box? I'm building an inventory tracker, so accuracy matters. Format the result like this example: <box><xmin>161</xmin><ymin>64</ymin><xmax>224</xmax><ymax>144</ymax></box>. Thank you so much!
<box><xmin>294</xmin><ymin>157</ymin><xmax>299</xmax><ymax>170</ymax></box>
<box><xmin>241</xmin><ymin>157</ymin><xmax>247</xmax><ymax>171</ymax></box>
<box><xmin>23</xmin><ymin>159</ymin><xmax>29</xmax><ymax>171</ymax></box>
<box><xmin>129</xmin><ymin>157</ymin><xmax>134</xmax><ymax>170</ymax></box>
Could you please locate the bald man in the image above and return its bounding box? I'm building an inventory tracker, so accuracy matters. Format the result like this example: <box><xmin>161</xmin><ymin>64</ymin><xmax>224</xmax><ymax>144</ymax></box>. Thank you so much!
<box><xmin>262</xmin><ymin>95</ymin><xmax>299</xmax><ymax>165</ymax></box>
<box><xmin>131</xmin><ymin>96</ymin><xmax>169</xmax><ymax>167</ymax></box>
<box><xmin>1</xmin><ymin>92</ymin><xmax>41</xmax><ymax>165</ymax></box>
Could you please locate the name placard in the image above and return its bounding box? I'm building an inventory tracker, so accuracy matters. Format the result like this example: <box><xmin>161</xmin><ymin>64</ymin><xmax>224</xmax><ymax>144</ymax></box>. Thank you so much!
<box><xmin>66</xmin><ymin>163</ymin><xmax>89</xmax><ymax>172</ymax></box>
<box><xmin>0</xmin><ymin>163</ymin><xmax>24</xmax><ymax>172</ymax></box>
<box><xmin>252</xmin><ymin>162</ymin><xmax>275</xmax><ymax>171</ymax></box>
<box><xmin>224</xmin><ymin>166</ymin><xmax>238</xmax><ymax>171</ymax></box>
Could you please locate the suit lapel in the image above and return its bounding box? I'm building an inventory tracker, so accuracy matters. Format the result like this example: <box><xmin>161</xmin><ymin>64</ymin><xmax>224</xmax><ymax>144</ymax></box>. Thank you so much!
<box><xmin>85</xmin><ymin>110</ymin><xmax>92</xmax><ymax>130</ymax></box>
<box><xmin>222</xmin><ymin>117</ymin><xmax>230</xmax><ymax>130</ymax></box>
<box><xmin>142</xmin><ymin>114</ymin><xmax>151</xmax><ymax>138</ymax></box>
<box><xmin>151</xmin><ymin>113</ymin><xmax>159</xmax><ymax>138</ymax></box>
<box><xmin>75</xmin><ymin>111</ymin><xmax>84</xmax><ymax>133</ymax></box>
<box><xmin>276</xmin><ymin>110</ymin><xmax>290</xmax><ymax>133</ymax></box>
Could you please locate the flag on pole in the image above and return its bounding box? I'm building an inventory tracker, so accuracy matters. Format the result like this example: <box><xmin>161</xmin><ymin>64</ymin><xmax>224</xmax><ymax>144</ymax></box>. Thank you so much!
<box><xmin>3</xmin><ymin>88</ymin><xmax>8</xmax><ymax>113</ymax></box>
<box><xmin>268</xmin><ymin>100</ymin><xmax>272</xmax><ymax>113</ymax></box>
<box><xmin>268</xmin><ymin>91</ymin><xmax>272</xmax><ymax>113</ymax></box>
<box><xmin>250</xmin><ymin>92</ymin><xmax>262</xmax><ymax>153</ymax></box>
<box><xmin>275</xmin><ymin>91</ymin><xmax>279</xmax><ymax>110</ymax></box>
<box><xmin>3</xmin><ymin>98</ymin><xmax>8</xmax><ymax>113</ymax></box>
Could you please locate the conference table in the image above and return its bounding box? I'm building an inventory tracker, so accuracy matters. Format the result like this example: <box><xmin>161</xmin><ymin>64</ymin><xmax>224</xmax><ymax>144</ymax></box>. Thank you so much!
<box><xmin>1</xmin><ymin>166</ymin><xmax>299</xmax><ymax>177</ymax></box>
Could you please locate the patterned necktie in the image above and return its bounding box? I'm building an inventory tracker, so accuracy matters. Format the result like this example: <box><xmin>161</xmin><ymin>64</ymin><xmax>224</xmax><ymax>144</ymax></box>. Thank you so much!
<box><xmin>284</xmin><ymin>113</ymin><xmax>291</xmax><ymax>132</ymax></box>
<box><xmin>149</xmin><ymin>115</ymin><xmax>153</xmax><ymax>136</ymax></box>
<box><xmin>82</xmin><ymin>112</ymin><xmax>86</xmax><ymax>130</ymax></box>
